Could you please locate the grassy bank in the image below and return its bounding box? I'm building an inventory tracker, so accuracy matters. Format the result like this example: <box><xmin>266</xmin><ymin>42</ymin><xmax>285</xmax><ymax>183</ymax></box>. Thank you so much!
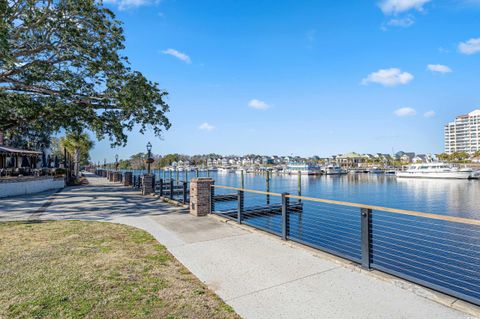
<box><xmin>0</xmin><ymin>221</ymin><xmax>239</xmax><ymax>319</ymax></box>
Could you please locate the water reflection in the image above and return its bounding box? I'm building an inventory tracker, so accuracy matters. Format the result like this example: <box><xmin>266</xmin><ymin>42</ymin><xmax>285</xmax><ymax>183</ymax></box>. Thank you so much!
<box><xmin>212</xmin><ymin>172</ymin><xmax>480</xmax><ymax>219</ymax></box>
<box><xmin>126</xmin><ymin>169</ymin><xmax>480</xmax><ymax>219</ymax></box>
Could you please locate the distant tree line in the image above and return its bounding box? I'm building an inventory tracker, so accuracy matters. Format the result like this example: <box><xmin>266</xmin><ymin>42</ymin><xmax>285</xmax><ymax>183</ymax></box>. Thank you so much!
<box><xmin>436</xmin><ymin>151</ymin><xmax>480</xmax><ymax>163</ymax></box>
<box><xmin>111</xmin><ymin>153</ymin><xmax>226</xmax><ymax>170</ymax></box>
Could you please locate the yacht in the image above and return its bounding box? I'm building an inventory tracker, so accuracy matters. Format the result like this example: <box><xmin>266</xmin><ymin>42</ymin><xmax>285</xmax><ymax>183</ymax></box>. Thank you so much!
<box><xmin>286</xmin><ymin>162</ymin><xmax>322</xmax><ymax>175</ymax></box>
<box><xmin>218</xmin><ymin>167</ymin><xmax>235</xmax><ymax>174</ymax></box>
<box><xmin>322</xmin><ymin>164</ymin><xmax>347</xmax><ymax>175</ymax></box>
<box><xmin>396</xmin><ymin>163</ymin><xmax>478</xmax><ymax>179</ymax></box>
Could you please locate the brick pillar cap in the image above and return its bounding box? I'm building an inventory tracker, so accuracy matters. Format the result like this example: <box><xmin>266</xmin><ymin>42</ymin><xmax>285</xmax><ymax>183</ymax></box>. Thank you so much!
<box><xmin>190</xmin><ymin>178</ymin><xmax>214</xmax><ymax>182</ymax></box>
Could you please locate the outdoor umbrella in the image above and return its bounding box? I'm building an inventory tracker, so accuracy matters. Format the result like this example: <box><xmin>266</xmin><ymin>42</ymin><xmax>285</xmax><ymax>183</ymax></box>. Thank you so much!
<box><xmin>42</xmin><ymin>151</ymin><xmax>47</xmax><ymax>168</ymax></box>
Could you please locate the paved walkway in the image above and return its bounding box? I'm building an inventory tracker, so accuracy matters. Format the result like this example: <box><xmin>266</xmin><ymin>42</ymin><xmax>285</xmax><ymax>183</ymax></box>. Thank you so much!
<box><xmin>0</xmin><ymin>173</ymin><xmax>477</xmax><ymax>319</ymax></box>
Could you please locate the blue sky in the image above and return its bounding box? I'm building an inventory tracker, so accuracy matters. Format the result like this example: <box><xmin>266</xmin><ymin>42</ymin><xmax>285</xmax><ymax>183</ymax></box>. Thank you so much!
<box><xmin>92</xmin><ymin>0</ymin><xmax>480</xmax><ymax>162</ymax></box>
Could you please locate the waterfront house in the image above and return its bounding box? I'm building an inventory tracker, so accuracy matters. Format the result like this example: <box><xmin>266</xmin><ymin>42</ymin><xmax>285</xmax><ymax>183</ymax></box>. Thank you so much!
<box><xmin>375</xmin><ymin>153</ymin><xmax>393</xmax><ymax>164</ymax></box>
<box><xmin>262</xmin><ymin>157</ymin><xmax>274</xmax><ymax>165</ymax></box>
<box><xmin>396</xmin><ymin>151</ymin><xmax>416</xmax><ymax>163</ymax></box>
<box><xmin>336</xmin><ymin>152</ymin><xmax>365</xmax><ymax>168</ymax></box>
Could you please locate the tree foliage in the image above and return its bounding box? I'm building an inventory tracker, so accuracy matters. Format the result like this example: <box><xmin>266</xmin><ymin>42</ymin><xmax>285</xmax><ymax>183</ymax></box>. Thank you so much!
<box><xmin>60</xmin><ymin>132</ymin><xmax>94</xmax><ymax>175</ymax></box>
<box><xmin>437</xmin><ymin>152</ymin><xmax>473</xmax><ymax>163</ymax></box>
<box><xmin>0</xmin><ymin>0</ymin><xmax>170</xmax><ymax>146</ymax></box>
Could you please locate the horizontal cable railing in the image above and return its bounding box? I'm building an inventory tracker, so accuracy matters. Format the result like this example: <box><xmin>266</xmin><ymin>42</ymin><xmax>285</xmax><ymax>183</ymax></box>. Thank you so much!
<box><xmin>211</xmin><ymin>184</ymin><xmax>480</xmax><ymax>306</ymax></box>
<box><xmin>152</xmin><ymin>178</ymin><xmax>189</xmax><ymax>204</ymax></box>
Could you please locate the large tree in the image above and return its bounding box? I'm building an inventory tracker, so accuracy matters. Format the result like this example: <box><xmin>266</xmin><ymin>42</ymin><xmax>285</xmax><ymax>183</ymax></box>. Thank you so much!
<box><xmin>0</xmin><ymin>0</ymin><xmax>170</xmax><ymax>146</ymax></box>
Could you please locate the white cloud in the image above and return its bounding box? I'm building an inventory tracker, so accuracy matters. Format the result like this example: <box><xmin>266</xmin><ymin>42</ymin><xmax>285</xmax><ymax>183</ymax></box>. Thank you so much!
<box><xmin>394</xmin><ymin>107</ymin><xmax>417</xmax><ymax>117</ymax></box>
<box><xmin>427</xmin><ymin>64</ymin><xmax>452</xmax><ymax>73</ymax></box>
<box><xmin>379</xmin><ymin>0</ymin><xmax>431</xmax><ymax>15</ymax></box>
<box><xmin>161</xmin><ymin>48</ymin><xmax>191</xmax><ymax>64</ymax></box>
<box><xmin>458</xmin><ymin>38</ymin><xmax>480</xmax><ymax>55</ymax></box>
<box><xmin>104</xmin><ymin>0</ymin><xmax>152</xmax><ymax>10</ymax></box>
<box><xmin>361</xmin><ymin>68</ymin><xmax>414</xmax><ymax>87</ymax></box>
<box><xmin>198</xmin><ymin>122</ymin><xmax>214</xmax><ymax>131</ymax></box>
<box><xmin>248</xmin><ymin>99</ymin><xmax>271</xmax><ymax>110</ymax></box>
<box><xmin>386</xmin><ymin>16</ymin><xmax>415</xmax><ymax>27</ymax></box>
<box><xmin>424</xmin><ymin>110</ymin><xmax>436</xmax><ymax>118</ymax></box>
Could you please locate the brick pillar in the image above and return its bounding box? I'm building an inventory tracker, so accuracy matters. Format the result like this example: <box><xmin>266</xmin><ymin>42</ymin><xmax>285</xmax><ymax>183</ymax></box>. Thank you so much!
<box><xmin>142</xmin><ymin>174</ymin><xmax>154</xmax><ymax>195</ymax></box>
<box><xmin>113</xmin><ymin>172</ymin><xmax>119</xmax><ymax>182</ymax></box>
<box><xmin>124</xmin><ymin>172</ymin><xmax>132</xmax><ymax>186</ymax></box>
<box><xmin>189</xmin><ymin>178</ymin><xmax>214</xmax><ymax>217</ymax></box>
<box><xmin>108</xmin><ymin>171</ymin><xmax>114</xmax><ymax>182</ymax></box>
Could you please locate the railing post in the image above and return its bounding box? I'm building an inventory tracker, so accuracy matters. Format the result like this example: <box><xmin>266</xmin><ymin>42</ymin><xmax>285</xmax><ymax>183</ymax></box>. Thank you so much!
<box><xmin>361</xmin><ymin>208</ymin><xmax>372</xmax><ymax>269</ymax></box>
<box><xmin>159</xmin><ymin>178</ymin><xmax>163</xmax><ymax>196</ymax></box>
<box><xmin>266</xmin><ymin>170</ymin><xmax>270</xmax><ymax>205</ymax></box>
<box><xmin>210</xmin><ymin>184</ymin><xmax>215</xmax><ymax>213</ymax></box>
<box><xmin>152</xmin><ymin>174</ymin><xmax>155</xmax><ymax>193</ymax></box>
<box><xmin>169</xmin><ymin>179</ymin><xmax>174</xmax><ymax>200</ymax></box>
<box><xmin>281</xmin><ymin>192</ymin><xmax>289</xmax><ymax>240</ymax></box>
<box><xmin>237</xmin><ymin>190</ymin><xmax>244</xmax><ymax>224</ymax></box>
<box><xmin>189</xmin><ymin>178</ymin><xmax>214</xmax><ymax>217</ymax></box>
<box><xmin>183</xmin><ymin>181</ymin><xmax>188</xmax><ymax>203</ymax></box>
<box><xmin>297</xmin><ymin>172</ymin><xmax>302</xmax><ymax>202</ymax></box>
<box><xmin>241</xmin><ymin>170</ymin><xmax>244</xmax><ymax>189</ymax></box>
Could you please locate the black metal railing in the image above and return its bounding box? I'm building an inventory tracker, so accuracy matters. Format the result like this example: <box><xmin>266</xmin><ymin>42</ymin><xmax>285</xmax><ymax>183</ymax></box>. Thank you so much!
<box><xmin>154</xmin><ymin>178</ymin><xmax>189</xmax><ymax>204</ymax></box>
<box><xmin>211</xmin><ymin>184</ymin><xmax>480</xmax><ymax>306</ymax></box>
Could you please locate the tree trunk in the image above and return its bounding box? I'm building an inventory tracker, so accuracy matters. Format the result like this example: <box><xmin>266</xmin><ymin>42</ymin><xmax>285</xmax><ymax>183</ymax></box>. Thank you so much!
<box><xmin>74</xmin><ymin>147</ymin><xmax>81</xmax><ymax>177</ymax></box>
<box><xmin>0</xmin><ymin>132</ymin><xmax>4</xmax><ymax>145</ymax></box>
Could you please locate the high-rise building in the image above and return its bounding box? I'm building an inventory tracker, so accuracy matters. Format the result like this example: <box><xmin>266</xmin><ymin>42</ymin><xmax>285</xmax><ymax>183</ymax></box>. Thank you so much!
<box><xmin>444</xmin><ymin>109</ymin><xmax>480</xmax><ymax>154</ymax></box>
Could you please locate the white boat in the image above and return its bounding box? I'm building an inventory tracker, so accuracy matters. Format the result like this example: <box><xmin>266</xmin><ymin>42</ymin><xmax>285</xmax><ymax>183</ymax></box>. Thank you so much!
<box><xmin>322</xmin><ymin>164</ymin><xmax>347</xmax><ymax>175</ymax></box>
<box><xmin>348</xmin><ymin>169</ymin><xmax>363</xmax><ymax>174</ymax></box>
<box><xmin>218</xmin><ymin>167</ymin><xmax>235</xmax><ymax>174</ymax></box>
<box><xmin>396</xmin><ymin>163</ymin><xmax>477</xmax><ymax>179</ymax></box>
<box><xmin>369</xmin><ymin>167</ymin><xmax>384</xmax><ymax>174</ymax></box>
<box><xmin>286</xmin><ymin>162</ymin><xmax>322</xmax><ymax>175</ymax></box>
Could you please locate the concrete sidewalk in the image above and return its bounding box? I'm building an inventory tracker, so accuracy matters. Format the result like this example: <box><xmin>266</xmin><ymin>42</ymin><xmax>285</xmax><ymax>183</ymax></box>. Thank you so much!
<box><xmin>0</xmin><ymin>173</ymin><xmax>477</xmax><ymax>319</ymax></box>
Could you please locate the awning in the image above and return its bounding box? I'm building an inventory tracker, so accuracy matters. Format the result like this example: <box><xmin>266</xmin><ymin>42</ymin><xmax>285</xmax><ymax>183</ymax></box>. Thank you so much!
<box><xmin>0</xmin><ymin>145</ymin><xmax>42</xmax><ymax>156</ymax></box>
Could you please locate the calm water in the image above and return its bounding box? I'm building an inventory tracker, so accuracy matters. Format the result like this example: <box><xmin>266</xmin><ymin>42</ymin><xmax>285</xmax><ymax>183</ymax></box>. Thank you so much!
<box><xmin>138</xmin><ymin>170</ymin><xmax>480</xmax><ymax>219</ymax></box>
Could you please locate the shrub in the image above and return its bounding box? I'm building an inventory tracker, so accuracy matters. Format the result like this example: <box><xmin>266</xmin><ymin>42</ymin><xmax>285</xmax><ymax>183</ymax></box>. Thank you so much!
<box><xmin>55</xmin><ymin>168</ymin><xmax>66</xmax><ymax>176</ymax></box>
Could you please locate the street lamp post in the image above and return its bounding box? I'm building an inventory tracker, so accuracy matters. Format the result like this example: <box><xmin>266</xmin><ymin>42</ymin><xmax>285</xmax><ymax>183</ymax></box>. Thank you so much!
<box><xmin>115</xmin><ymin>154</ymin><xmax>119</xmax><ymax>171</ymax></box>
<box><xmin>146</xmin><ymin>142</ymin><xmax>153</xmax><ymax>174</ymax></box>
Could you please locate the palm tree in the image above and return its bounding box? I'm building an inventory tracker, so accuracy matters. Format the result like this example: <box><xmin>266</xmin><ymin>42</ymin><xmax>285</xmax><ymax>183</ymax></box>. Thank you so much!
<box><xmin>60</xmin><ymin>132</ymin><xmax>94</xmax><ymax>177</ymax></box>
<box><xmin>436</xmin><ymin>153</ymin><xmax>451</xmax><ymax>162</ymax></box>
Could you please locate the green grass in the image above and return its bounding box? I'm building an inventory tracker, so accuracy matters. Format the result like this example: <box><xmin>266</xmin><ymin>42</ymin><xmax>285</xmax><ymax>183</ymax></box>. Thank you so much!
<box><xmin>0</xmin><ymin>221</ymin><xmax>240</xmax><ymax>319</ymax></box>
